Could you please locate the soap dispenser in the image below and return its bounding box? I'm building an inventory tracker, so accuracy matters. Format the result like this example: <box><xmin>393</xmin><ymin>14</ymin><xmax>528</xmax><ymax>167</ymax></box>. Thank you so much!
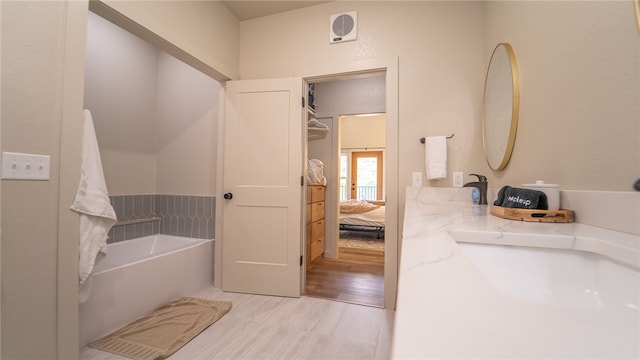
<box><xmin>471</xmin><ymin>188</ymin><xmax>481</xmax><ymax>205</ymax></box>
<box><xmin>463</xmin><ymin>174</ymin><xmax>488</xmax><ymax>205</ymax></box>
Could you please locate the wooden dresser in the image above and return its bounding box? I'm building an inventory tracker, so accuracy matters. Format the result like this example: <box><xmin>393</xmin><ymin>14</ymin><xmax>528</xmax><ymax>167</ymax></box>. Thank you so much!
<box><xmin>306</xmin><ymin>184</ymin><xmax>325</xmax><ymax>268</ymax></box>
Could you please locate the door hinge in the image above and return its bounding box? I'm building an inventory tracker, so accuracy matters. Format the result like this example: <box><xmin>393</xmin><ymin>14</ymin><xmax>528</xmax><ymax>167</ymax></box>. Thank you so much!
<box><xmin>300</xmin><ymin>255</ymin><xmax>303</xmax><ymax>266</ymax></box>
<box><xmin>301</xmin><ymin>96</ymin><xmax>305</xmax><ymax>108</ymax></box>
<box><xmin>301</xmin><ymin>175</ymin><xmax>304</xmax><ymax>186</ymax></box>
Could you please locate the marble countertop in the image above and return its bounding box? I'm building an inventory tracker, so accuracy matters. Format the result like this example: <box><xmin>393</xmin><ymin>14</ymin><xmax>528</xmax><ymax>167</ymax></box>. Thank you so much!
<box><xmin>391</xmin><ymin>187</ymin><xmax>639</xmax><ymax>359</ymax></box>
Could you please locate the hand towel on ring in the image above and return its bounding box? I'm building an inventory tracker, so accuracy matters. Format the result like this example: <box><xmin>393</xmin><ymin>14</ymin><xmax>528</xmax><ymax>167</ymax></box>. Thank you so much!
<box><xmin>425</xmin><ymin>136</ymin><xmax>447</xmax><ymax>180</ymax></box>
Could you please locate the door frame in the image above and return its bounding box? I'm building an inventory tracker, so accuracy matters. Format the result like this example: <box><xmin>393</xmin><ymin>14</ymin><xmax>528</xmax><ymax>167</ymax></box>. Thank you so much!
<box><xmin>215</xmin><ymin>57</ymin><xmax>399</xmax><ymax>309</ymax></box>
<box><xmin>302</xmin><ymin>58</ymin><xmax>399</xmax><ymax>309</ymax></box>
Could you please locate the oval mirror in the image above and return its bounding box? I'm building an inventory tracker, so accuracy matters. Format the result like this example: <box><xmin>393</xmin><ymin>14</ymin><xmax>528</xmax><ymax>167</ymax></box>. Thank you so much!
<box><xmin>482</xmin><ymin>43</ymin><xmax>520</xmax><ymax>171</ymax></box>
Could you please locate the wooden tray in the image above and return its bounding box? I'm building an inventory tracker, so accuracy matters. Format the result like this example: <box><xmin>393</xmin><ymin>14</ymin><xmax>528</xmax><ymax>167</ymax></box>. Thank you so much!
<box><xmin>490</xmin><ymin>205</ymin><xmax>575</xmax><ymax>223</ymax></box>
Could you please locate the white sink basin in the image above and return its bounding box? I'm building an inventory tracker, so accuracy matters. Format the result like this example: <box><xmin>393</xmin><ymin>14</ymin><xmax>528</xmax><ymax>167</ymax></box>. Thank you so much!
<box><xmin>449</xmin><ymin>230</ymin><xmax>640</xmax><ymax>310</ymax></box>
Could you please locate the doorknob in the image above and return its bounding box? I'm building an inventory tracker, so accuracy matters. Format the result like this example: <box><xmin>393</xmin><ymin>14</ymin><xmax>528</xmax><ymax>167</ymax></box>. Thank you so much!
<box><xmin>223</xmin><ymin>193</ymin><xmax>233</xmax><ymax>200</ymax></box>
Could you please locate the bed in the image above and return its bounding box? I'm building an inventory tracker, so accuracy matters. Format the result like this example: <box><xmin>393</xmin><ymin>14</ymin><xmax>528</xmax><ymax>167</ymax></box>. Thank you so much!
<box><xmin>339</xmin><ymin>200</ymin><xmax>385</xmax><ymax>239</ymax></box>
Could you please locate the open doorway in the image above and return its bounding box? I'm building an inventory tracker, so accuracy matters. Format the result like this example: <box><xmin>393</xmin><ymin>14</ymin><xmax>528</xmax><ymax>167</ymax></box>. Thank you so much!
<box><xmin>305</xmin><ymin>75</ymin><xmax>386</xmax><ymax>308</ymax></box>
<box><xmin>339</xmin><ymin>113</ymin><xmax>386</xmax><ymax>248</ymax></box>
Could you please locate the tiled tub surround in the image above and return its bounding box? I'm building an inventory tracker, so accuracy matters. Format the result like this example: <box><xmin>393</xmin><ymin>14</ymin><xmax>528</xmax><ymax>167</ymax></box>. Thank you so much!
<box><xmin>108</xmin><ymin>194</ymin><xmax>215</xmax><ymax>242</ymax></box>
<box><xmin>393</xmin><ymin>187</ymin><xmax>639</xmax><ymax>359</ymax></box>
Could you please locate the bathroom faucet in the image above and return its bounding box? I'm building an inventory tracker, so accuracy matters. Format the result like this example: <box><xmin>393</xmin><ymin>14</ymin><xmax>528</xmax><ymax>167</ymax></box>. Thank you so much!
<box><xmin>463</xmin><ymin>174</ymin><xmax>488</xmax><ymax>205</ymax></box>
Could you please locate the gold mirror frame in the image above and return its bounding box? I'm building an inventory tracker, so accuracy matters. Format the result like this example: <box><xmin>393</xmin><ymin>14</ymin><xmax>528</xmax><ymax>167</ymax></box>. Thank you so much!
<box><xmin>482</xmin><ymin>43</ymin><xmax>520</xmax><ymax>171</ymax></box>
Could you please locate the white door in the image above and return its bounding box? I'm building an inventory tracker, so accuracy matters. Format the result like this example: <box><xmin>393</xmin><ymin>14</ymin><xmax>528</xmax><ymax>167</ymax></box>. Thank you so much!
<box><xmin>222</xmin><ymin>78</ymin><xmax>304</xmax><ymax>297</ymax></box>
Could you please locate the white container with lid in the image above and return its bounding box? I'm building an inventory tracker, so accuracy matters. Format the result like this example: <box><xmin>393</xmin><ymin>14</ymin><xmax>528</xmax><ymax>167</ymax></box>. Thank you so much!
<box><xmin>522</xmin><ymin>180</ymin><xmax>560</xmax><ymax>210</ymax></box>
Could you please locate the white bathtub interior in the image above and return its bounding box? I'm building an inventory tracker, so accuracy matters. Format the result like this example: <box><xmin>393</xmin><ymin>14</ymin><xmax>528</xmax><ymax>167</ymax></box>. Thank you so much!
<box><xmin>79</xmin><ymin>235</ymin><xmax>214</xmax><ymax>347</ymax></box>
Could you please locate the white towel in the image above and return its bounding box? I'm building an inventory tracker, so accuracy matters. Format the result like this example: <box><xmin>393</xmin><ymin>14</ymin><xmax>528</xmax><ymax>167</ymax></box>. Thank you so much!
<box><xmin>425</xmin><ymin>136</ymin><xmax>447</xmax><ymax>180</ymax></box>
<box><xmin>70</xmin><ymin>110</ymin><xmax>117</xmax><ymax>301</ymax></box>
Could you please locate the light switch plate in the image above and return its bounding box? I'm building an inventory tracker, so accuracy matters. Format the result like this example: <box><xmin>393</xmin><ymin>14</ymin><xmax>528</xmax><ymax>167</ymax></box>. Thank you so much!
<box><xmin>453</xmin><ymin>171</ymin><xmax>464</xmax><ymax>188</ymax></box>
<box><xmin>2</xmin><ymin>151</ymin><xmax>51</xmax><ymax>180</ymax></box>
<box><xmin>412</xmin><ymin>172</ymin><xmax>423</xmax><ymax>187</ymax></box>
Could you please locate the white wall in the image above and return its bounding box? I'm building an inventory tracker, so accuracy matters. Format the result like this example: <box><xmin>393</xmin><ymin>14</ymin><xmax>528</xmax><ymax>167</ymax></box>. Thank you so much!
<box><xmin>240</xmin><ymin>0</ymin><xmax>486</xmax><ymax>217</ymax></box>
<box><xmin>84</xmin><ymin>11</ymin><xmax>158</xmax><ymax>195</ymax></box>
<box><xmin>240</xmin><ymin>0</ymin><xmax>638</xmax><ymax>194</ymax></box>
<box><xmin>483</xmin><ymin>1</ymin><xmax>639</xmax><ymax>191</ymax></box>
<box><xmin>341</xmin><ymin>114</ymin><xmax>386</xmax><ymax>149</ymax></box>
<box><xmin>100</xmin><ymin>0</ymin><xmax>239</xmax><ymax>81</ymax></box>
<box><xmin>85</xmin><ymin>12</ymin><xmax>221</xmax><ymax>196</ymax></box>
<box><xmin>1</xmin><ymin>1</ymin><xmax>86</xmax><ymax>358</ymax></box>
<box><xmin>156</xmin><ymin>52</ymin><xmax>220</xmax><ymax>195</ymax></box>
<box><xmin>2</xmin><ymin>1</ymin><xmax>65</xmax><ymax>356</ymax></box>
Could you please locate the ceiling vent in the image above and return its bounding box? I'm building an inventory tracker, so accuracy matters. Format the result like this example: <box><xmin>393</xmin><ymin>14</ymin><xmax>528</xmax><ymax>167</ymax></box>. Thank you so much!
<box><xmin>329</xmin><ymin>11</ymin><xmax>357</xmax><ymax>44</ymax></box>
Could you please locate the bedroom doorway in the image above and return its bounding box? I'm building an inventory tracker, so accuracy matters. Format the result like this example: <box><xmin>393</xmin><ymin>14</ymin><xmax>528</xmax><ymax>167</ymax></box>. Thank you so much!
<box><xmin>306</xmin><ymin>110</ymin><xmax>386</xmax><ymax>308</ymax></box>
<box><xmin>338</xmin><ymin>112</ymin><xmax>386</xmax><ymax>248</ymax></box>
<box><xmin>303</xmin><ymin>67</ymin><xmax>398</xmax><ymax>309</ymax></box>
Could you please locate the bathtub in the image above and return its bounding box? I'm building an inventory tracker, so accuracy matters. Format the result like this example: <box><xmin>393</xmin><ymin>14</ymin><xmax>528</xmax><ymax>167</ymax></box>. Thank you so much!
<box><xmin>79</xmin><ymin>234</ymin><xmax>214</xmax><ymax>347</ymax></box>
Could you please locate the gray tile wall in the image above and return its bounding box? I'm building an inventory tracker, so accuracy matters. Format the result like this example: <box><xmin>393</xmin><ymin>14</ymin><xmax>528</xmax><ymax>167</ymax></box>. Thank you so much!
<box><xmin>108</xmin><ymin>194</ymin><xmax>215</xmax><ymax>243</ymax></box>
<box><xmin>155</xmin><ymin>195</ymin><xmax>215</xmax><ymax>239</ymax></box>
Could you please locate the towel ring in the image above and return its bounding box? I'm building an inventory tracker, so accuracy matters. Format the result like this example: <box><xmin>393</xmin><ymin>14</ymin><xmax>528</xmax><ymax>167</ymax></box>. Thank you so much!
<box><xmin>419</xmin><ymin>134</ymin><xmax>455</xmax><ymax>144</ymax></box>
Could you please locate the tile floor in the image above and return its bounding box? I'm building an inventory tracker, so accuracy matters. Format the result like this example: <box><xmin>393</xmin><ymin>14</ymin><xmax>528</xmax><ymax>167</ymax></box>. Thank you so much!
<box><xmin>80</xmin><ymin>286</ymin><xmax>395</xmax><ymax>360</ymax></box>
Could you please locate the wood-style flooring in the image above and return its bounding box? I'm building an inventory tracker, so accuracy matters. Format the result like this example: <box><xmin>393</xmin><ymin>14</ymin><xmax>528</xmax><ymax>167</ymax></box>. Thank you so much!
<box><xmin>80</xmin><ymin>286</ymin><xmax>394</xmax><ymax>360</ymax></box>
<box><xmin>306</xmin><ymin>246</ymin><xmax>384</xmax><ymax>308</ymax></box>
